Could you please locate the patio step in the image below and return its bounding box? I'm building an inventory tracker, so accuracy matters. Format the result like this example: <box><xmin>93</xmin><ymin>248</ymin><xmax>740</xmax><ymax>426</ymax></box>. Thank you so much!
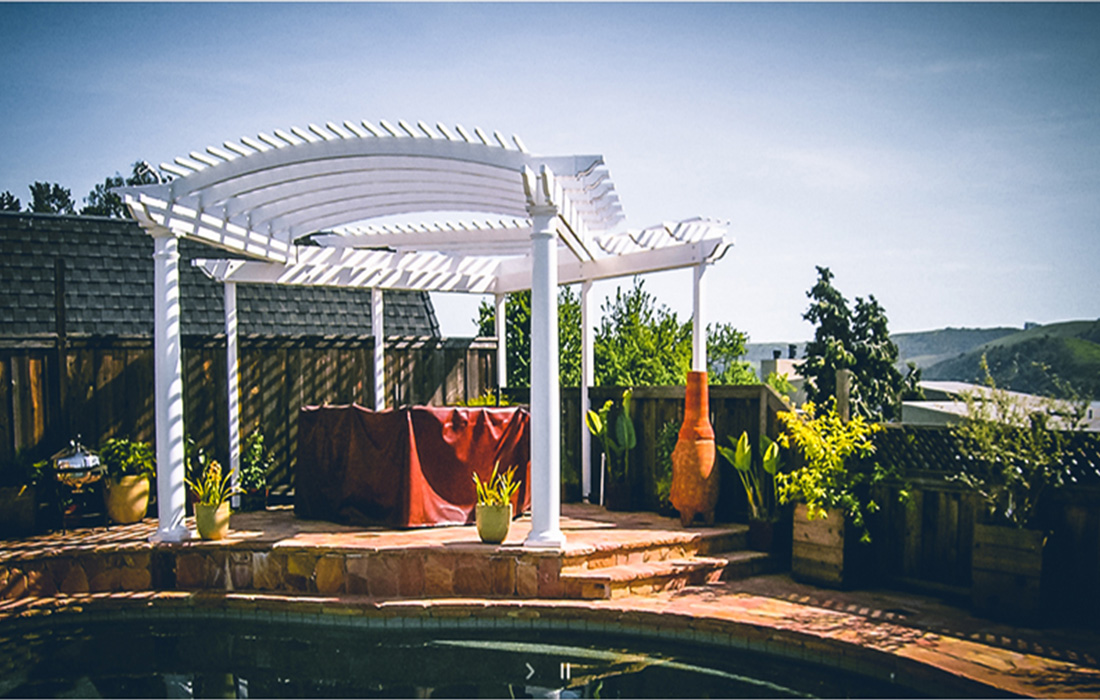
<box><xmin>563</xmin><ymin>524</ymin><xmax>749</xmax><ymax>573</ymax></box>
<box><xmin>562</xmin><ymin>550</ymin><xmax>776</xmax><ymax>600</ymax></box>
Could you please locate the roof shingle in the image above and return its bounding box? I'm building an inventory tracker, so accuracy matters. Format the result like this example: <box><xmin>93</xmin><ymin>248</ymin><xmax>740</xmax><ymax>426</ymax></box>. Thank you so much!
<box><xmin>0</xmin><ymin>212</ymin><xmax>441</xmax><ymax>339</ymax></box>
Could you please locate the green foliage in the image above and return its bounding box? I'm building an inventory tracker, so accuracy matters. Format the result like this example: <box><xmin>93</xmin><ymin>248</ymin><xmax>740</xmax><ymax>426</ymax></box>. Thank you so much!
<box><xmin>472</xmin><ymin>462</ymin><xmax>520</xmax><ymax>507</ymax></box>
<box><xmin>0</xmin><ymin>450</ymin><xmax>47</xmax><ymax>491</ymax></box>
<box><xmin>99</xmin><ymin>438</ymin><xmax>155</xmax><ymax>480</ymax></box>
<box><xmin>185</xmin><ymin>460</ymin><xmax>243</xmax><ymax>506</ymax></box>
<box><xmin>653</xmin><ymin>420</ymin><xmax>679</xmax><ymax>511</ymax></box>
<box><xmin>765</xmin><ymin>371</ymin><xmax>797</xmax><ymax>402</ymax></box>
<box><xmin>28</xmin><ymin>182</ymin><xmax>75</xmax><ymax>214</ymax></box>
<box><xmin>595</xmin><ymin>278</ymin><xmax>692</xmax><ymax>387</ymax></box>
<box><xmin>474</xmin><ymin>277</ymin><xmax>755</xmax><ymax>390</ymax></box>
<box><xmin>81</xmin><ymin>175</ymin><xmax>126</xmax><ymax>217</ymax></box>
<box><xmin>707</xmin><ymin>323</ymin><xmax>757</xmax><ymax>385</ymax></box>
<box><xmin>775</xmin><ymin>400</ymin><xmax>890</xmax><ymax>543</ymax></box>
<box><xmin>454</xmin><ymin>391</ymin><xmax>512</xmax><ymax>407</ymax></box>
<box><xmin>801</xmin><ymin>266</ymin><xmax>905</xmax><ymax>421</ymax></box>
<box><xmin>475</xmin><ymin>288</ymin><xmax>580</xmax><ymax>388</ymax></box>
<box><xmin>0</xmin><ymin>191</ymin><xmax>20</xmax><ymax>211</ymax></box>
<box><xmin>949</xmin><ymin>356</ymin><xmax>1090</xmax><ymax>529</ymax></box>
<box><xmin>81</xmin><ymin>162</ymin><xmax>166</xmax><ymax>218</ymax></box>
<box><xmin>586</xmin><ymin>388</ymin><xmax>636</xmax><ymax>482</ymax></box>
<box><xmin>184</xmin><ymin>435</ymin><xmax>208</xmax><ymax>484</ymax></box>
<box><xmin>240</xmin><ymin>431</ymin><xmax>274</xmax><ymax>493</ymax></box>
<box><xmin>717</xmin><ymin>431</ymin><xmax>780</xmax><ymax>522</ymax></box>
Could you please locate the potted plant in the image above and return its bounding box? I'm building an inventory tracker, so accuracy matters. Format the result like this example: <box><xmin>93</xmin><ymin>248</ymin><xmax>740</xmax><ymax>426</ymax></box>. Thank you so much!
<box><xmin>586</xmin><ymin>388</ymin><xmax>636</xmax><ymax>511</ymax></box>
<box><xmin>0</xmin><ymin>451</ymin><xmax>46</xmax><ymax>537</ymax></box>
<box><xmin>100</xmin><ymin>438</ymin><xmax>155</xmax><ymax>525</ymax></box>
<box><xmin>949</xmin><ymin>359</ymin><xmax>1089</xmax><ymax>622</ymax></box>
<box><xmin>776</xmin><ymin>399</ymin><xmax>893</xmax><ymax>588</ymax></box>
<box><xmin>718</xmin><ymin>431</ymin><xmax>784</xmax><ymax>552</ymax></box>
<box><xmin>239</xmin><ymin>431</ymin><xmax>273</xmax><ymax>511</ymax></box>
<box><xmin>472</xmin><ymin>462</ymin><xmax>520</xmax><ymax>544</ymax></box>
<box><xmin>186</xmin><ymin>460</ymin><xmax>243</xmax><ymax>540</ymax></box>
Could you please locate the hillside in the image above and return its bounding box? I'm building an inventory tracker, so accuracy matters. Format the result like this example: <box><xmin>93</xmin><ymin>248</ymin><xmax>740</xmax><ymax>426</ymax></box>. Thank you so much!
<box><xmin>890</xmin><ymin>326</ymin><xmax>1020</xmax><ymax>369</ymax></box>
<box><xmin>922</xmin><ymin>320</ymin><xmax>1100</xmax><ymax>399</ymax></box>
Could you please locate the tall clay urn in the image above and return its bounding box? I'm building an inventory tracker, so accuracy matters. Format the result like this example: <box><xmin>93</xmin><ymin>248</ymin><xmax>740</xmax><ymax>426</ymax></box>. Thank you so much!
<box><xmin>670</xmin><ymin>371</ymin><xmax>719</xmax><ymax>527</ymax></box>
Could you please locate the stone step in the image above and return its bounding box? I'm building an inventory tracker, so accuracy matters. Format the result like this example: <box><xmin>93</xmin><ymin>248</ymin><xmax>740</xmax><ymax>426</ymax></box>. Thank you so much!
<box><xmin>562</xmin><ymin>550</ymin><xmax>775</xmax><ymax>600</ymax></box>
<box><xmin>567</xmin><ymin>525</ymin><xmax>749</xmax><ymax>573</ymax></box>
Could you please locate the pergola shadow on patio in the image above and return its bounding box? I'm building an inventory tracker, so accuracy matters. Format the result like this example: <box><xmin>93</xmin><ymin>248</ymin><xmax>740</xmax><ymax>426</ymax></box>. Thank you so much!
<box><xmin>118</xmin><ymin>119</ymin><xmax>731</xmax><ymax>547</ymax></box>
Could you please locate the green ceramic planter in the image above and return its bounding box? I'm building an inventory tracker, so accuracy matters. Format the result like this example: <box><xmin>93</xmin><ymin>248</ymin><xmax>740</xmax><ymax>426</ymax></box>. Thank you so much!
<box><xmin>195</xmin><ymin>501</ymin><xmax>231</xmax><ymax>540</ymax></box>
<box><xmin>475</xmin><ymin>503</ymin><xmax>512</xmax><ymax>544</ymax></box>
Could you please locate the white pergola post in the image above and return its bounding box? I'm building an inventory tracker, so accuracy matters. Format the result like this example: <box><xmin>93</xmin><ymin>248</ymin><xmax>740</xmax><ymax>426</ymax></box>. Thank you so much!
<box><xmin>372</xmin><ymin>287</ymin><xmax>385</xmax><ymax>410</ymax></box>
<box><xmin>580</xmin><ymin>280</ymin><xmax>594</xmax><ymax>502</ymax></box>
<box><xmin>692</xmin><ymin>263</ymin><xmax>708</xmax><ymax>373</ymax></box>
<box><xmin>494</xmin><ymin>292</ymin><xmax>507</xmax><ymax>394</ymax></box>
<box><xmin>225</xmin><ymin>281</ymin><xmax>241</xmax><ymax>508</ymax></box>
<box><xmin>525</xmin><ymin>206</ymin><xmax>565</xmax><ymax>548</ymax></box>
<box><xmin>150</xmin><ymin>233</ymin><xmax>189</xmax><ymax>542</ymax></box>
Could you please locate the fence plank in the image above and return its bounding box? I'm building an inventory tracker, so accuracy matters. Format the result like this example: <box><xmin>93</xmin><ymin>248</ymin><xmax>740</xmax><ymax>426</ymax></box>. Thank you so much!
<box><xmin>0</xmin><ymin>357</ymin><xmax>11</xmax><ymax>463</ymax></box>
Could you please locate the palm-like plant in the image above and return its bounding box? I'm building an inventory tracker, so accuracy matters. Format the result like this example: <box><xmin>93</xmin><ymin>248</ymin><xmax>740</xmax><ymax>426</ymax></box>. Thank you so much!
<box><xmin>472</xmin><ymin>462</ymin><xmax>520</xmax><ymax>507</ymax></box>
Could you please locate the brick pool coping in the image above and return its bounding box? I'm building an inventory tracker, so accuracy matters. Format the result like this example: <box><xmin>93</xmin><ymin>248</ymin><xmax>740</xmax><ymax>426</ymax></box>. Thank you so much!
<box><xmin>2</xmin><ymin>586</ymin><xmax>1099</xmax><ymax>698</ymax></box>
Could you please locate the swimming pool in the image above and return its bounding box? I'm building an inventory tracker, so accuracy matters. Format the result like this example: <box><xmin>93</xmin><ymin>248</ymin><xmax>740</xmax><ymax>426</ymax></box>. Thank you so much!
<box><xmin>0</xmin><ymin>610</ymin><xmax>926</xmax><ymax>698</ymax></box>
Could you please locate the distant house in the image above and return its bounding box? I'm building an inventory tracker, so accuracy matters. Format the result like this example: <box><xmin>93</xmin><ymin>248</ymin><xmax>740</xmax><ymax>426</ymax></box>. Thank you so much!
<box><xmin>902</xmin><ymin>380</ymin><xmax>1100</xmax><ymax>432</ymax></box>
<box><xmin>0</xmin><ymin>211</ymin><xmax>440</xmax><ymax>341</ymax></box>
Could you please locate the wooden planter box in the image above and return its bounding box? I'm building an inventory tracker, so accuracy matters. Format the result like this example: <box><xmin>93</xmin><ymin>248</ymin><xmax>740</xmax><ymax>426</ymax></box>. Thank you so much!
<box><xmin>972</xmin><ymin>523</ymin><xmax>1045</xmax><ymax>623</ymax></box>
<box><xmin>791</xmin><ymin>503</ymin><xmax>871</xmax><ymax>588</ymax></box>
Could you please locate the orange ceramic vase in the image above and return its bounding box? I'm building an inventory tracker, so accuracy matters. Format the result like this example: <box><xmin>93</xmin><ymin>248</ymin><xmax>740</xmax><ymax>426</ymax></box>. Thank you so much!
<box><xmin>670</xmin><ymin>371</ymin><xmax>719</xmax><ymax>527</ymax></box>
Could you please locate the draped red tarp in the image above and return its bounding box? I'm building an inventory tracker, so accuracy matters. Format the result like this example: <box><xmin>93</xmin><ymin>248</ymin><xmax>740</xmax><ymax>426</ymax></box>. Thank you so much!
<box><xmin>294</xmin><ymin>404</ymin><xmax>531</xmax><ymax>528</ymax></box>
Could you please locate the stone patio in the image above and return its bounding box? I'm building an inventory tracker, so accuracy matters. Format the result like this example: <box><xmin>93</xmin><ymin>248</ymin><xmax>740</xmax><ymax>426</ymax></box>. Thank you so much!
<box><xmin>2</xmin><ymin>503</ymin><xmax>1100</xmax><ymax>697</ymax></box>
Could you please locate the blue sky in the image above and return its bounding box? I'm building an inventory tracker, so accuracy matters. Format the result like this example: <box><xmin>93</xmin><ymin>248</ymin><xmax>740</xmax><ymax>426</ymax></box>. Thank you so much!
<box><xmin>2</xmin><ymin>3</ymin><xmax>1098</xmax><ymax>342</ymax></box>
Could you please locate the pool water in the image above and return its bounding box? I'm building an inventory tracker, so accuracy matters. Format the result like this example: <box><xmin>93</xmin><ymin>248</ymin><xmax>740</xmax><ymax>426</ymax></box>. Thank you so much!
<box><xmin>0</xmin><ymin>616</ymin><xmax>924</xmax><ymax>698</ymax></box>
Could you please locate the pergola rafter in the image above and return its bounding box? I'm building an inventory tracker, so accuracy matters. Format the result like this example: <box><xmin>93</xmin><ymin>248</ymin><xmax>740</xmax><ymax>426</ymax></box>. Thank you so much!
<box><xmin>119</xmin><ymin>119</ymin><xmax>731</xmax><ymax>549</ymax></box>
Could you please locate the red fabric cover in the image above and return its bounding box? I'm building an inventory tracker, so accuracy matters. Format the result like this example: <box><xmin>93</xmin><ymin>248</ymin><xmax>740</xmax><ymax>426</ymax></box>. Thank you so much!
<box><xmin>295</xmin><ymin>404</ymin><xmax>530</xmax><ymax>528</ymax></box>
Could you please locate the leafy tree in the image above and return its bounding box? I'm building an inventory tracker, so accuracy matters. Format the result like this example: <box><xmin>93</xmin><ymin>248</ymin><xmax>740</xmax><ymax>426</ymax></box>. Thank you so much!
<box><xmin>594</xmin><ymin>278</ymin><xmax>691</xmax><ymax>386</ymax></box>
<box><xmin>82</xmin><ymin>175</ymin><xmax>126</xmax><ymax>217</ymax></box>
<box><xmin>0</xmin><ymin>191</ymin><xmax>20</xmax><ymax>211</ymax></box>
<box><xmin>28</xmin><ymin>182</ymin><xmax>75</xmax><ymax>214</ymax></box>
<box><xmin>800</xmin><ymin>266</ymin><xmax>906</xmax><ymax>421</ymax></box>
<box><xmin>476</xmin><ymin>276</ymin><xmax>756</xmax><ymax>389</ymax></box>
<box><xmin>82</xmin><ymin>162</ymin><xmax>163</xmax><ymax>218</ymax></box>
<box><xmin>707</xmin><ymin>322</ymin><xmax>756</xmax><ymax>385</ymax></box>
<box><xmin>475</xmin><ymin>288</ymin><xmax>581</xmax><ymax>388</ymax></box>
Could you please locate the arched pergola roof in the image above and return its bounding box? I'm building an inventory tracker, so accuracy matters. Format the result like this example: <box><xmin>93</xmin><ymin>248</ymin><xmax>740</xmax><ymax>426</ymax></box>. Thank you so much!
<box><xmin>120</xmin><ymin>119</ymin><xmax>628</xmax><ymax>265</ymax></box>
<box><xmin>121</xmin><ymin>119</ymin><xmax>732</xmax><ymax>548</ymax></box>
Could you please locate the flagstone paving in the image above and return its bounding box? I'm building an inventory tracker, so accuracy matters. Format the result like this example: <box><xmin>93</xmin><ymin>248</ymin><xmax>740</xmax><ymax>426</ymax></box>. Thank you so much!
<box><xmin>2</xmin><ymin>504</ymin><xmax>1099</xmax><ymax>697</ymax></box>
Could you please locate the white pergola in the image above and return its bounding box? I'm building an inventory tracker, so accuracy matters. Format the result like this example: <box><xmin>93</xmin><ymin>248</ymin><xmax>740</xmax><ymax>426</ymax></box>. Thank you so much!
<box><xmin>119</xmin><ymin>119</ymin><xmax>731</xmax><ymax>548</ymax></box>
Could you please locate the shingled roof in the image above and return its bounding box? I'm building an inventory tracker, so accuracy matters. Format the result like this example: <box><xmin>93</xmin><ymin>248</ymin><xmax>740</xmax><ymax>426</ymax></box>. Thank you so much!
<box><xmin>0</xmin><ymin>212</ymin><xmax>440</xmax><ymax>339</ymax></box>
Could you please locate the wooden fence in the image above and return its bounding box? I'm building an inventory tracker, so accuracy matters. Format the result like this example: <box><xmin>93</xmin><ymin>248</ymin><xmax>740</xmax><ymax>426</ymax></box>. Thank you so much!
<box><xmin>553</xmin><ymin>384</ymin><xmax>792</xmax><ymax>518</ymax></box>
<box><xmin>869</xmin><ymin>425</ymin><xmax>1100</xmax><ymax>621</ymax></box>
<box><xmin>0</xmin><ymin>336</ymin><xmax>496</xmax><ymax>496</ymax></box>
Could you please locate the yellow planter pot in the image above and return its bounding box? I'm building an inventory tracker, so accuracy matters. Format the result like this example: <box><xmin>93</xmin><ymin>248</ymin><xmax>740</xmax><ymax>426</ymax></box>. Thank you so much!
<box><xmin>195</xmin><ymin>502</ymin><xmax>231</xmax><ymax>540</ymax></box>
<box><xmin>105</xmin><ymin>475</ymin><xmax>150</xmax><ymax>525</ymax></box>
<box><xmin>475</xmin><ymin>503</ymin><xmax>512</xmax><ymax>544</ymax></box>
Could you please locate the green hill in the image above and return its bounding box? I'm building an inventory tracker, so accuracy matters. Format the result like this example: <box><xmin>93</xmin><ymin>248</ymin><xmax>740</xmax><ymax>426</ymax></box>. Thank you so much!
<box><xmin>923</xmin><ymin>320</ymin><xmax>1100</xmax><ymax>399</ymax></box>
<box><xmin>891</xmin><ymin>327</ymin><xmax>1020</xmax><ymax>369</ymax></box>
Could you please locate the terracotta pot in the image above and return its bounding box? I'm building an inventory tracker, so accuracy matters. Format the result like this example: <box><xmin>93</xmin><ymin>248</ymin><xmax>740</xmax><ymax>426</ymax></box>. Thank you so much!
<box><xmin>670</xmin><ymin>371</ymin><xmax>719</xmax><ymax>527</ymax></box>
<box><xmin>195</xmin><ymin>502</ymin><xmax>231</xmax><ymax>540</ymax></box>
<box><xmin>476</xmin><ymin>503</ymin><xmax>512</xmax><ymax>544</ymax></box>
<box><xmin>105</xmin><ymin>475</ymin><xmax>150</xmax><ymax>524</ymax></box>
